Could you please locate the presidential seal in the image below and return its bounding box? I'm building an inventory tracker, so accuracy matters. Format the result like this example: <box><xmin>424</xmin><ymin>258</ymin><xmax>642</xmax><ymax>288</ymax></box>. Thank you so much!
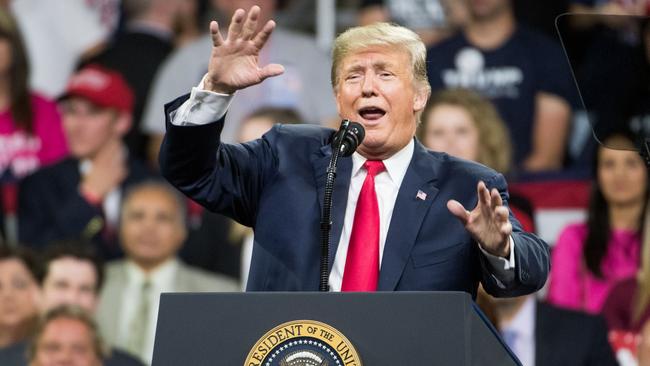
<box><xmin>244</xmin><ymin>320</ymin><xmax>362</xmax><ymax>366</ymax></box>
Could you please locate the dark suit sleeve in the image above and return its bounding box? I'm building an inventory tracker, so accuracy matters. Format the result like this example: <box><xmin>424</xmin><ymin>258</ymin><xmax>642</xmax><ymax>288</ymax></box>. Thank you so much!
<box><xmin>586</xmin><ymin>316</ymin><xmax>619</xmax><ymax>366</ymax></box>
<box><xmin>18</xmin><ymin>172</ymin><xmax>103</xmax><ymax>248</ymax></box>
<box><xmin>159</xmin><ymin>94</ymin><xmax>277</xmax><ymax>227</ymax></box>
<box><xmin>478</xmin><ymin>173</ymin><xmax>550</xmax><ymax>297</ymax></box>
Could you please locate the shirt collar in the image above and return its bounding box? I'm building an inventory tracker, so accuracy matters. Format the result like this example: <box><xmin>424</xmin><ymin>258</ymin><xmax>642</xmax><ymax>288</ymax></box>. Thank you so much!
<box><xmin>351</xmin><ymin>139</ymin><xmax>414</xmax><ymax>187</ymax></box>
<box><xmin>79</xmin><ymin>159</ymin><xmax>92</xmax><ymax>175</ymax></box>
<box><xmin>502</xmin><ymin>296</ymin><xmax>536</xmax><ymax>339</ymax></box>
<box><xmin>126</xmin><ymin>258</ymin><xmax>179</xmax><ymax>288</ymax></box>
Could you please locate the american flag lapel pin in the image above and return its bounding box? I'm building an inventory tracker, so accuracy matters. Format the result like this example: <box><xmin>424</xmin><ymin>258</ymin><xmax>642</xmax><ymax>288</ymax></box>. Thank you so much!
<box><xmin>416</xmin><ymin>190</ymin><xmax>427</xmax><ymax>201</ymax></box>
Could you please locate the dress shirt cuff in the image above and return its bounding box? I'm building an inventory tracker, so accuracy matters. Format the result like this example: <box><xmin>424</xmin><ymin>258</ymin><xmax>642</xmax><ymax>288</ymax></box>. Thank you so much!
<box><xmin>479</xmin><ymin>236</ymin><xmax>516</xmax><ymax>288</ymax></box>
<box><xmin>170</xmin><ymin>74</ymin><xmax>234</xmax><ymax>126</ymax></box>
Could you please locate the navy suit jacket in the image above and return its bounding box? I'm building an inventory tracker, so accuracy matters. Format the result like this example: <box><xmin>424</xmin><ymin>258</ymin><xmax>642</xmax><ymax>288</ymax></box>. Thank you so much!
<box><xmin>160</xmin><ymin>95</ymin><xmax>550</xmax><ymax>296</ymax></box>
<box><xmin>535</xmin><ymin>302</ymin><xmax>617</xmax><ymax>366</ymax></box>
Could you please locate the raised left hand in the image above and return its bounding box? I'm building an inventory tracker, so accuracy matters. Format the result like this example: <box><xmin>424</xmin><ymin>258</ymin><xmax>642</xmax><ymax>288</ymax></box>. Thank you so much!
<box><xmin>447</xmin><ymin>181</ymin><xmax>512</xmax><ymax>257</ymax></box>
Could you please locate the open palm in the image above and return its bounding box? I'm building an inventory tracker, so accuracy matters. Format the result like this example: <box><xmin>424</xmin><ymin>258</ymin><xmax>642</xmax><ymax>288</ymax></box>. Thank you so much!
<box><xmin>204</xmin><ymin>6</ymin><xmax>284</xmax><ymax>94</ymax></box>
<box><xmin>447</xmin><ymin>181</ymin><xmax>512</xmax><ymax>257</ymax></box>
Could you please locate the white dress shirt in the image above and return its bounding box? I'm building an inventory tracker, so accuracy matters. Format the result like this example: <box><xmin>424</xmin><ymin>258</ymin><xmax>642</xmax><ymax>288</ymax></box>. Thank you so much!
<box><xmin>328</xmin><ymin>140</ymin><xmax>413</xmax><ymax>291</ymax></box>
<box><xmin>501</xmin><ymin>296</ymin><xmax>537</xmax><ymax>366</ymax></box>
<box><xmin>169</xmin><ymin>82</ymin><xmax>516</xmax><ymax>291</ymax></box>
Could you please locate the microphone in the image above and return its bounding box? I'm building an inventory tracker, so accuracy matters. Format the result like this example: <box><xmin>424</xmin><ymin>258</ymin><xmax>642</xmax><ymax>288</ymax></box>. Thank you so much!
<box><xmin>332</xmin><ymin>120</ymin><xmax>365</xmax><ymax>157</ymax></box>
<box><xmin>319</xmin><ymin>119</ymin><xmax>365</xmax><ymax>291</ymax></box>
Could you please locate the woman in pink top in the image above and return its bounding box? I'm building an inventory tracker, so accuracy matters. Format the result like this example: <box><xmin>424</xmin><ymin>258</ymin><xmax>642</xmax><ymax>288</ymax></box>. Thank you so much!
<box><xmin>0</xmin><ymin>11</ymin><xmax>67</xmax><ymax>241</ymax></box>
<box><xmin>547</xmin><ymin>133</ymin><xmax>647</xmax><ymax>314</ymax></box>
<box><xmin>0</xmin><ymin>10</ymin><xmax>67</xmax><ymax>178</ymax></box>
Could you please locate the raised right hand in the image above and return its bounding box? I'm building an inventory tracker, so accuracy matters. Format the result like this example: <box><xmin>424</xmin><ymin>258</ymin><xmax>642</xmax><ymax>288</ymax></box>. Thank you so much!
<box><xmin>204</xmin><ymin>6</ymin><xmax>285</xmax><ymax>94</ymax></box>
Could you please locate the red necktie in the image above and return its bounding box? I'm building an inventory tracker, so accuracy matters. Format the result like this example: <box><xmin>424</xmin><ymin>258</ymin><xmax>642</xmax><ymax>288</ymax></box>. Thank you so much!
<box><xmin>341</xmin><ymin>160</ymin><xmax>385</xmax><ymax>291</ymax></box>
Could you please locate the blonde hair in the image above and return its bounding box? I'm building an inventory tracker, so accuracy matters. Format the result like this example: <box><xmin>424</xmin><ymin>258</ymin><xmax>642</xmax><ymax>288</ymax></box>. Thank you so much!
<box><xmin>29</xmin><ymin>305</ymin><xmax>108</xmax><ymax>361</ymax></box>
<box><xmin>418</xmin><ymin>88</ymin><xmax>513</xmax><ymax>173</ymax></box>
<box><xmin>331</xmin><ymin>22</ymin><xmax>431</xmax><ymax>98</ymax></box>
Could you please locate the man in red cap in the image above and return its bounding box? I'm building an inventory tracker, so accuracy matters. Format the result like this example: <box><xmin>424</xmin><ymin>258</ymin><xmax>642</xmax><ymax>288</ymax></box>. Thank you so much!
<box><xmin>17</xmin><ymin>64</ymin><xmax>152</xmax><ymax>259</ymax></box>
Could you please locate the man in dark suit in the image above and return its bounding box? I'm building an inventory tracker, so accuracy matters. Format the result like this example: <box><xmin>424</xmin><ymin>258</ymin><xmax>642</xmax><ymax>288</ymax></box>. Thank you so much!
<box><xmin>160</xmin><ymin>6</ymin><xmax>550</xmax><ymax>295</ymax></box>
<box><xmin>492</xmin><ymin>295</ymin><xmax>618</xmax><ymax>366</ymax></box>
<box><xmin>18</xmin><ymin>65</ymin><xmax>151</xmax><ymax>259</ymax></box>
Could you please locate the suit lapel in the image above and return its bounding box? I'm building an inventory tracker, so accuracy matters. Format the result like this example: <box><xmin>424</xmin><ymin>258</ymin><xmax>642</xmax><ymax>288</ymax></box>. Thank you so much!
<box><xmin>173</xmin><ymin>261</ymin><xmax>189</xmax><ymax>291</ymax></box>
<box><xmin>312</xmin><ymin>144</ymin><xmax>352</xmax><ymax>272</ymax></box>
<box><xmin>378</xmin><ymin>140</ymin><xmax>439</xmax><ymax>291</ymax></box>
<box><xmin>99</xmin><ymin>262</ymin><xmax>127</xmax><ymax>344</ymax></box>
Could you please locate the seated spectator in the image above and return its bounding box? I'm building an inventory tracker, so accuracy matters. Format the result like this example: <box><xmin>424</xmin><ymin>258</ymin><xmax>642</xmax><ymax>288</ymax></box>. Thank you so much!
<box><xmin>97</xmin><ymin>180</ymin><xmax>239</xmax><ymax>364</ymax></box>
<box><xmin>141</xmin><ymin>0</ymin><xmax>337</xmax><ymax>165</ymax></box>
<box><xmin>0</xmin><ymin>246</ymin><xmax>40</xmax><ymax>350</ymax></box>
<box><xmin>490</xmin><ymin>294</ymin><xmax>617</xmax><ymax>366</ymax></box>
<box><xmin>0</xmin><ymin>242</ymin><xmax>143</xmax><ymax>365</ymax></box>
<box><xmin>18</xmin><ymin>65</ymin><xmax>151</xmax><ymax>259</ymax></box>
<box><xmin>417</xmin><ymin>88</ymin><xmax>534</xmax><ymax>232</ymax></box>
<box><xmin>0</xmin><ymin>10</ymin><xmax>67</xmax><ymax>243</ymax></box>
<box><xmin>28</xmin><ymin>305</ymin><xmax>104</xmax><ymax>366</ymax></box>
<box><xmin>426</xmin><ymin>0</ymin><xmax>577</xmax><ymax>172</ymax></box>
<box><xmin>547</xmin><ymin>132</ymin><xmax>648</xmax><ymax>314</ymax></box>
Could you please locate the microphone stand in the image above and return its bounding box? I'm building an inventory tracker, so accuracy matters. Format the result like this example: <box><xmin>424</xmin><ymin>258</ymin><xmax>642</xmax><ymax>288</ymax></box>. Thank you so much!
<box><xmin>319</xmin><ymin>120</ymin><xmax>352</xmax><ymax>292</ymax></box>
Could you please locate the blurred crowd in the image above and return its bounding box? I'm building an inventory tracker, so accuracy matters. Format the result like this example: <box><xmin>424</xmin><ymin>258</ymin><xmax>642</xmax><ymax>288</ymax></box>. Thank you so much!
<box><xmin>0</xmin><ymin>0</ymin><xmax>648</xmax><ymax>365</ymax></box>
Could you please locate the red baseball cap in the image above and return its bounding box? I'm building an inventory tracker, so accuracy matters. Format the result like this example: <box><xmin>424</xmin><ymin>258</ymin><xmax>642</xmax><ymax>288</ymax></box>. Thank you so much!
<box><xmin>59</xmin><ymin>64</ymin><xmax>134</xmax><ymax>114</ymax></box>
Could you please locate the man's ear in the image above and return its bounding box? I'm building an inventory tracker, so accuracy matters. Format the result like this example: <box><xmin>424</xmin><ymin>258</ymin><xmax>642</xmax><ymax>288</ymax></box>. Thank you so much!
<box><xmin>414</xmin><ymin>88</ymin><xmax>429</xmax><ymax>112</ymax></box>
<box><xmin>114</xmin><ymin>111</ymin><xmax>133</xmax><ymax>137</ymax></box>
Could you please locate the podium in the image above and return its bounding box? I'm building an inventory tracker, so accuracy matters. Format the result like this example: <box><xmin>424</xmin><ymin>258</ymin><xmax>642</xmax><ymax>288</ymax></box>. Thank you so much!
<box><xmin>152</xmin><ymin>291</ymin><xmax>520</xmax><ymax>365</ymax></box>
